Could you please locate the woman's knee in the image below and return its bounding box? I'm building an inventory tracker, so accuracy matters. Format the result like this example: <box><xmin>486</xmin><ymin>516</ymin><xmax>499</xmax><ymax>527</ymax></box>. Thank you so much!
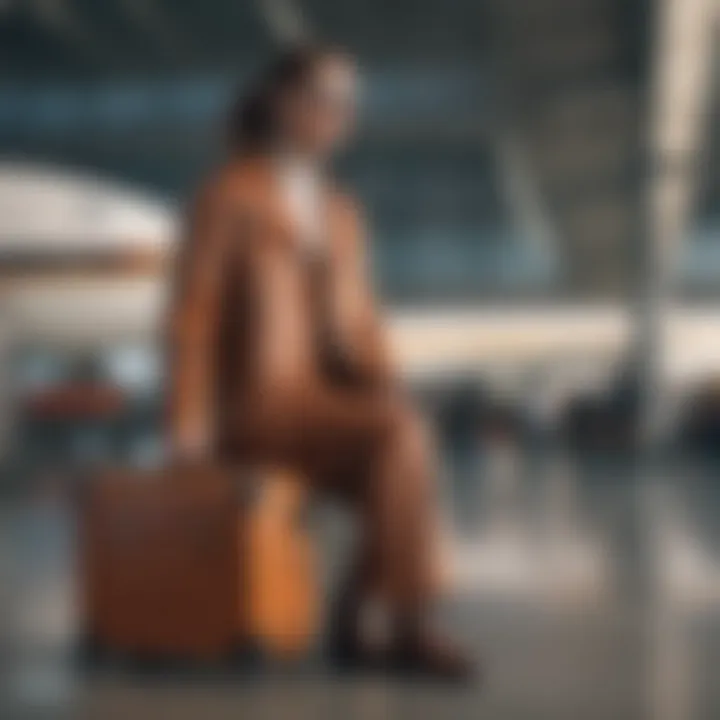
<box><xmin>383</xmin><ymin>404</ymin><xmax>436</xmax><ymax>495</ymax></box>
<box><xmin>390</xmin><ymin>401</ymin><xmax>434</xmax><ymax>453</ymax></box>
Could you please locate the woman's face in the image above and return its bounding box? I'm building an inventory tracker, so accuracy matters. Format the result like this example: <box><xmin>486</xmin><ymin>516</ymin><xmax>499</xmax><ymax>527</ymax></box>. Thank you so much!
<box><xmin>278</xmin><ymin>56</ymin><xmax>358</xmax><ymax>158</ymax></box>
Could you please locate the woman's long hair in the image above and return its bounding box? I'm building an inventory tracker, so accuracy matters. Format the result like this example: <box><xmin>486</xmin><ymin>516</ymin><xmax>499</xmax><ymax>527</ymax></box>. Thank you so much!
<box><xmin>229</xmin><ymin>44</ymin><xmax>345</xmax><ymax>153</ymax></box>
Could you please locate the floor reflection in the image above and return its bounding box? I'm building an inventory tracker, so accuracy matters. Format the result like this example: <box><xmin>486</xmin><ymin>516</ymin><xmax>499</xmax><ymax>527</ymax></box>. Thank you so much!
<box><xmin>3</xmin><ymin>453</ymin><xmax>720</xmax><ymax>719</ymax></box>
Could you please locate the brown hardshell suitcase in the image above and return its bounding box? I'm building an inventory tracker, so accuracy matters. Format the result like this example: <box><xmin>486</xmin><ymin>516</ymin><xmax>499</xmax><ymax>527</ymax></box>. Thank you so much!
<box><xmin>78</xmin><ymin>465</ymin><xmax>318</xmax><ymax>663</ymax></box>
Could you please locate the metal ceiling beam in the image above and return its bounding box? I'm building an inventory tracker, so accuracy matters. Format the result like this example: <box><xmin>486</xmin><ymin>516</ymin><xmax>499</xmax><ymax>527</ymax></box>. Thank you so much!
<box><xmin>636</xmin><ymin>0</ymin><xmax>716</xmax><ymax>450</ymax></box>
<box><xmin>27</xmin><ymin>0</ymin><xmax>104</xmax><ymax>61</ymax></box>
<box><xmin>256</xmin><ymin>0</ymin><xmax>310</xmax><ymax>44</ymax></box>
<box><xmin>116</xmin><ymin>0</ymin><xmax>184</xmax><ymax>63</ymax></box>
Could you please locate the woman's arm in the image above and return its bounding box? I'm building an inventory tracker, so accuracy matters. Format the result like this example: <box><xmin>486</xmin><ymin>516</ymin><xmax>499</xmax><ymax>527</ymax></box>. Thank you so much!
<box><xmin>167</xmin><ymin>177</ymin><xmax>233</xmax><ymax>460</ymax></box>
<box><xmin>329</xmin><ymin>197</ymin><xmax>395</xmax><ymax>389</ymax></box>
<box><xmin>245</xmin><ymin>227</ymin><xmax>398</xmax><ymax>452</ymax></box>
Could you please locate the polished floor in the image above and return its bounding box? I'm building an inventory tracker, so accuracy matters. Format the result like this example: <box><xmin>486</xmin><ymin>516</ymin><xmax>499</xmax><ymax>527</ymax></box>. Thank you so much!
<box><xmin>2</xmin><ymin>452</ymin><xmax>720</xmax><ymax>720</ymax></box>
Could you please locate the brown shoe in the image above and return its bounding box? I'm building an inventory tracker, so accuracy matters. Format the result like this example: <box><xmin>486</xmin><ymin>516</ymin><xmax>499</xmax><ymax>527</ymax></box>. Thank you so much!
<box><xmin>390</xmin><ymin>632</ymin><xmax>479</xmax><ymax>683</ymax></box>
<box><xmin>328</xmin><ymin>629</ymin><xmax>384</xmax><ymax>673</ymax></box>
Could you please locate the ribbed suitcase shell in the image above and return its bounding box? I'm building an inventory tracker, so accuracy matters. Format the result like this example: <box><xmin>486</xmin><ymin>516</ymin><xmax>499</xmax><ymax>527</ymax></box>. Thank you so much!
<box><xmin>79</xmin><ymin>467</ymin><xmax>243</xmax><ymax>660</ymax></box>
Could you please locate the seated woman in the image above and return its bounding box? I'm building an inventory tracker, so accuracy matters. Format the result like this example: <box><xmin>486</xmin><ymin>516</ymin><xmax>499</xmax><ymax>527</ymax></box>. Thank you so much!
<box><xmin>168</xmin><ymin>45</ymin><xmax>474</xmax><ymax>680</ymax></box>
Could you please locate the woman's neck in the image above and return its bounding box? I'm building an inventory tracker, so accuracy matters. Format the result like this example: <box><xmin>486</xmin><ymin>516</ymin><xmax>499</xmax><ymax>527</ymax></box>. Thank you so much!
<box><xmin>274</xmin><ymin>142</ymin><xmax>325</xmax><ymax>170</ymax></box>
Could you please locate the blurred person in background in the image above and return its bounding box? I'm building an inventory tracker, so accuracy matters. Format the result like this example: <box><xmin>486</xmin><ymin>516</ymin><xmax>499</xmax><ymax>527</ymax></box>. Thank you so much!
<box><xmin>168</xmin><ymin>45</ymin><xmax>474</xmax><ymax>680</ymax></box>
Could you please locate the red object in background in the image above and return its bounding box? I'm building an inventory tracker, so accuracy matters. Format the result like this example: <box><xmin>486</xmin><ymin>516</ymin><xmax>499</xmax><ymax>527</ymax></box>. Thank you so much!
<box><xmin>23</xmin><ymin>383</ymin><xmax>127</xmax><ymax>421</ymax></box>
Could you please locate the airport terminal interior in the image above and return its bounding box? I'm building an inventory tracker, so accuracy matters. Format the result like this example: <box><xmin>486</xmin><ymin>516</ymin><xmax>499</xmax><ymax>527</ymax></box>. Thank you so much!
<box><xmin>2</xmin><ymin>0</ymin><xmax>720</xmax><ymax>718</ymax></box>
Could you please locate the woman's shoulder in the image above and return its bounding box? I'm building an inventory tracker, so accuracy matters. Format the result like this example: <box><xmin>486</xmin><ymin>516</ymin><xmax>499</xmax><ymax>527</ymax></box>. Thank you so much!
<box><xmin>185</xmin><ymin>159</ymin><xmax>283</xmax><ymax>250</ymax></box>
<box><xmin>196</xmin><ymin>157</ymin><xmax>273</xmax><ymax>209</ymax></box>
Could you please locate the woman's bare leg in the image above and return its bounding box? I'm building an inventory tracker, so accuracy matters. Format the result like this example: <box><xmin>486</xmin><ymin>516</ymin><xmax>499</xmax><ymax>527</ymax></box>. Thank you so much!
<box><xmin>291</xmin><ymin>398</ymin><xmax>471</xmax><ymax>678</ymax></box>
<box><xmin>235</xmin><ymin>390</ymin><xmax>471</xmax><ymax>678</ymax></box>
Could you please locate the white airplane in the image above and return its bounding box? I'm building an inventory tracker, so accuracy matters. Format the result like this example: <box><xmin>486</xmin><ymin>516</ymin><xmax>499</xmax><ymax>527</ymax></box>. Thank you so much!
<box><xmin>2</xmin><ymin>162</ymin><xmax>720</xmax><ymax>391</ymax></box>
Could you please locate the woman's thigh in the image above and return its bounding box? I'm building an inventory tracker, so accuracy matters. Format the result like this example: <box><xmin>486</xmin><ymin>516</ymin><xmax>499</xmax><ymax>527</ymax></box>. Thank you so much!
<box><xmin>222</xmin><ymin>402</ymin><xmax>381</xmax><ymax>503</ymax></box>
